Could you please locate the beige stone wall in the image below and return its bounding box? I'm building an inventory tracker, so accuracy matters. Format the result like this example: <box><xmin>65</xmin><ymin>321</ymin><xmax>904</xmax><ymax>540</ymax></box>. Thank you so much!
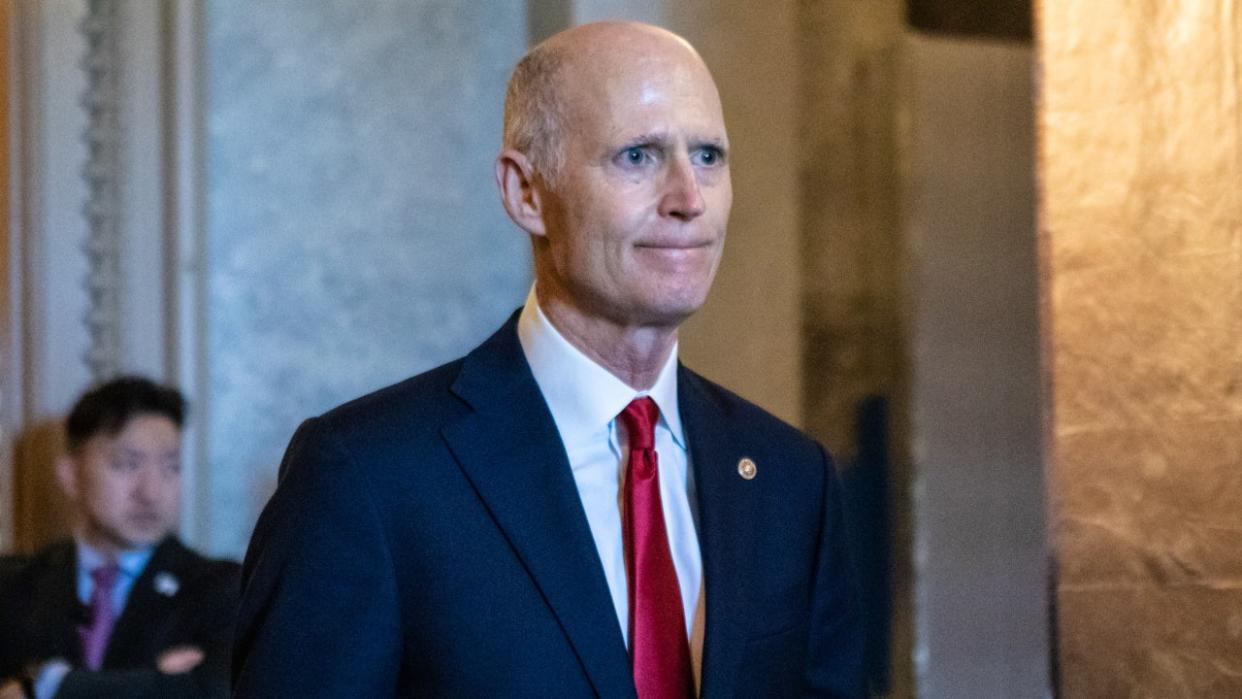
<box><xmin>673</xmin><ymin>0</ymin><xmax>806</xmax><ymax>428</ymax></box>
<box><xmin>1040</xmin><ymin>1</ymin><xmax>1242</xmax><ymax>695</ymax></box>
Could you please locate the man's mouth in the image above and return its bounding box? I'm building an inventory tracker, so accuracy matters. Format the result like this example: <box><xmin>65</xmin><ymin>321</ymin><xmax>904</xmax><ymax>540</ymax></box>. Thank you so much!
<box><xmin>128</xmin><ymin>512</ymin><xmax>162</xmax><ymax>527</ymax></box>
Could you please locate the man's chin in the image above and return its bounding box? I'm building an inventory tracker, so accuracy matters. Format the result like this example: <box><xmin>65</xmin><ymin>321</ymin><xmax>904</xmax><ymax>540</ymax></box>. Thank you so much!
<box><xmin>113</xmin><ymin>525</ymin><xmax>171</xmax><ymax>549</ymax></box>
<box><xmin>636</xmin><ymin>291</ymin><xmax>711</xmax><ymax>326</ymax></box>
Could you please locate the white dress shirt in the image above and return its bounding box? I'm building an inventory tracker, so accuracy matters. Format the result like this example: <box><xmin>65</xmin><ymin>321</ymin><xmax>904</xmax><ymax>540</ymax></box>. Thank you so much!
<box><xmin>516</xmin><ymin>287</ymin><xmax>703</xmax><ymax>646</ymax></box>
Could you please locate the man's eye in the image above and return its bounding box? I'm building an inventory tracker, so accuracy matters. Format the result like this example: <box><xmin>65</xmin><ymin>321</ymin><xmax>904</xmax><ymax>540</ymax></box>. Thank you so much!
<box><xmin>695</xmin><ymin>147</ymin><xmax>724</xmax><ymax>167</ymax></box>
<box><xmin>618</xmin><ymin>147</ymin><xmax>650</xmax><ymax>166</ymax></box>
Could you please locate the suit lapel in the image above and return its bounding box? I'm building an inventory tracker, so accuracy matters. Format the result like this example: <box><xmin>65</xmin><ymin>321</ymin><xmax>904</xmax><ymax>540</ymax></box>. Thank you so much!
<box><xmin>442</xmin><ymin>316</ymin><xmax>635</xmax><ymax>699</ymax></box>
<box><xmin>104</xmin><ymin>538</ymin><xmax>183</xmax><ymax>668</ymax></box>
<box><xmin>28</xmin><ymin>542</ymin><xmax>86</xmax><ymax>665</ymax></box>
<box><xmin>680</xmin><ymin>368</ymin><xmax>756</xmax><ymax>698</ymax></box>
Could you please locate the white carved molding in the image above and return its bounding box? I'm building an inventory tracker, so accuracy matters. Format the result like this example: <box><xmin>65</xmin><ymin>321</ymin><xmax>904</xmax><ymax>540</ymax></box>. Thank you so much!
<box><xmin>166</xmin><ymin>0</ymin><xmax>209</xmax><ymax>549</ymax></box>
<box><xmin>80</xmin><ymin>0</ymin><xmax>123</xmax><ymax>381</ymax></box>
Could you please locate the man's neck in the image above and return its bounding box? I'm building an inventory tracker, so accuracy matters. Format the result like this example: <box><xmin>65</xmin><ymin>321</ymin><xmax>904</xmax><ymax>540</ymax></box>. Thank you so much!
<box><xmin>536</xmin><ymin>290</ymin><xmax>678</xmax><ymax>391</ymax></box>
<box><xmin>74</xmin><ymin>526</ymin><xmax>158</xmax><ymax>562</ymax></box>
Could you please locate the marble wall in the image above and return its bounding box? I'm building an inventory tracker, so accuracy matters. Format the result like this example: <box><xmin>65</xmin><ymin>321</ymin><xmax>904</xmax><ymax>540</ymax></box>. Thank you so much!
<box><xmin>1041</xmin><ymin>0</ymin><xmax>1242</xmax><ymax>695</ymax></box>
<box><xmin>204</xmin><ymin>0</ymin><xmax>530</xmax><ymax>556</ymax></box>
<box><xmin>199</xmin><ymin>0</ymin><xmax>811</xmax><ymax>559</ymax></box>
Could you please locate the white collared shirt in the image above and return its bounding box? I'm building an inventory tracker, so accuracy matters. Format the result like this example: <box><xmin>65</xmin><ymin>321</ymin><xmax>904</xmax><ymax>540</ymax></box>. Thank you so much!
<box><xmin>517</xmin><ymin>287</ymin><xmax>703</xmax><ymax>646</ymax></box>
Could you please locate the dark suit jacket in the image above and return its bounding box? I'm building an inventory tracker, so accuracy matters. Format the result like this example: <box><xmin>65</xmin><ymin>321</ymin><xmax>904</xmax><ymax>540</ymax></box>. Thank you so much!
<box><xmin>234</xmin><ymin>314</ymin><xmax>864</xmax><ymax>697</ymax></box>
<box><xmin>0</xmin><ymin>536</ymin><xmax>240</xmax><ymax>699</ymax></box>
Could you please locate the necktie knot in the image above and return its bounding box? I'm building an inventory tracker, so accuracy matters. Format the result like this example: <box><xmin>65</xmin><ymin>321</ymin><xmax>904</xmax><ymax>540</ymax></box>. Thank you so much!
<box><xmin>620</xmin><ymin>397</ymin><xmax>659</xmax><ymax>451</ymax></box>
<box><xmin>91</xmin><ymin>562</ymin><xmax>121</xmax><ymax>591</ymax></box>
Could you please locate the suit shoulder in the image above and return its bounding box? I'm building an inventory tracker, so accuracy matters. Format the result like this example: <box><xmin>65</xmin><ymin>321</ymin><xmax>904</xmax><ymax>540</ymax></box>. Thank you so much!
<box><xmin>1</xmin><ymin>540</ymin><xmax>73</xmax><ymax>580</ymax></box>
<box><xmin>269</xmin><ymin>358</ymin><xmax>471</xmax><ymax>479</ymax></box>
<box><xmin>0</xmin><ymin>553</ymin><xmax>23</xmax><ymax>581</ymax></box>
<box><xmin>315</xmin><ymin>358</ymin><xmax>466</xmax><ymax>433</ymax></box>
<box><xmin>682</xmin><ymin>368</ymin><xmax>827</xmax><ymax>459</ymax></box>
<box><xmin>156</xmin><ymin>538</ymin><xmax>241</xmax><ymax>590</ymax></box>
<box><xmin>0</xmin><ymin>551</ymin><xmax>34</xmax><ymax>594</ymax></box>
<box><xmin>1</xmin><ymin>542</ymin><xmax>74</xmax><ymax>615</ymax></box>
<box><xmin>682</xmin><ymin>368</ymin><xmax>814</xmax><ymax>441</ymax></box>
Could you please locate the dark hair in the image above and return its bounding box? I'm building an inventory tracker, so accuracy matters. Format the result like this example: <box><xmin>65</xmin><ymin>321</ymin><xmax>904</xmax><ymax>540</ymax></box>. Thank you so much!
<box><xmin>65</xmin><ymin>376</ymin><xmax>187</xmax><ymax>453</ymax></box>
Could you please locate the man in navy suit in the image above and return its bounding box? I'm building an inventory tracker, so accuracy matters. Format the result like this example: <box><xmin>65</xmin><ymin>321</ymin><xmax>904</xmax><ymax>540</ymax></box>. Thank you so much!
<box><xmin>233</xmin><ymin>21</ymin><xmax>863</xmax><ymax>698</ymax></box>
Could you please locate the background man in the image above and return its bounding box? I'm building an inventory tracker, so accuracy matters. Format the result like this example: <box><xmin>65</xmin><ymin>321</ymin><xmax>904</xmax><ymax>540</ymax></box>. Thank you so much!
<box><xmin>234</xmin><ymin>21</ymin><xmax>863</xmax><ymax>697</ymax></box>
<box><xmin>0</xmin><ymin>377</ymin><xmax>240</xmax><ymax>699</ymax></box>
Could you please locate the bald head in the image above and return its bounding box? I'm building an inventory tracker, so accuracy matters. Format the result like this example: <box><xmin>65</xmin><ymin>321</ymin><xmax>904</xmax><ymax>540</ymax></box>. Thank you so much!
<box><xmin>502</xmin><ymin>22</ymin><xmax>718</xmax><ymax>184</ymax></box>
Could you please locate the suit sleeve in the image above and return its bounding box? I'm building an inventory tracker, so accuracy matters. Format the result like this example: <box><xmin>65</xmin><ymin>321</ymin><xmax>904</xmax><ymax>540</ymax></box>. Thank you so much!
<box><xmin>232</xmin><ymin>417</ymin><xmax>404</xmax><ymax>698</ymax></box>
<box><xmin>803</xmin><ymin>445</ymin><xmax>867</xmax><ymax>698</ymax></box>
<box><xmin>0</xmin><ymin>555</ymin><xmax>31</xmax><ymax>684</ymax></box>
<box><xmin>52</xmin><ymin>563</ymin><xmax>240</xmax><ymax>699</ymax></box>
<box><xmin>53</xmin><ymin>663</ymin><xmax>227</xmax><ymax>699</ymax></box>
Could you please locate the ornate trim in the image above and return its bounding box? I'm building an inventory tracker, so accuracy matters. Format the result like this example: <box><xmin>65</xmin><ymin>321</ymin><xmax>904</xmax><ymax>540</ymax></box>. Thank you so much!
<box><xmin>80</xmin><ymin>0</ymin><xmax>123</xmax><ymax>381</ymax></box>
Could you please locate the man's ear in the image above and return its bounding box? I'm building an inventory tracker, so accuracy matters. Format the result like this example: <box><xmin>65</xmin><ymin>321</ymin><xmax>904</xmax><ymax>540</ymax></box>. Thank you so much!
<box><xmin>55</xmin><ymin>454</ymin><xmax>80</xmax><ymax>501</ymax></box>
<box><xmin>495</xmin><ymin>149</ymin><xmax>548</xmax><ymax>237</ymax></box>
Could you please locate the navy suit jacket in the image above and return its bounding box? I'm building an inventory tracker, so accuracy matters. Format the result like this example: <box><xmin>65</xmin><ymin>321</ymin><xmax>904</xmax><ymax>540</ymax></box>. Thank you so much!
<box><xmin>234</xmin><ymin>314</ymin><xmax>863</xmax><ymax>697</ymax></box>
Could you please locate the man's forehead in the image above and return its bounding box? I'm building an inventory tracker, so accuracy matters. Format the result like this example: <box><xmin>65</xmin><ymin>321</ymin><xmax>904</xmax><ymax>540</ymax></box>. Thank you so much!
<box><xmin>546</xmin><ymin>24</ymin><xmax>716</xmax><ymax>96</ymax></box>
<box><xmin>90</xmin><ymin>415</ymin><xmax>180</xmax><ymax>444</ymax></box>
<box><xmin>562</xmin><ymin>55</ymin><xmax>723</xmax><ymax>121</ymax></box>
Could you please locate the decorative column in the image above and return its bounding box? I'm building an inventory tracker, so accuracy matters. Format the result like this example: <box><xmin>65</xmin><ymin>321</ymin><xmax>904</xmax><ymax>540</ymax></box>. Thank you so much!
<box><xmin>903</xmin><ymin>1</ymin><xmax>1048</xmax><ymax>697</ymax></box>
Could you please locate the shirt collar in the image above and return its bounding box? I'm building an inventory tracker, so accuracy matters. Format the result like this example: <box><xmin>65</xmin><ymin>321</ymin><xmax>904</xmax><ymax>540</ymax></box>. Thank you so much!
<box><xmin>517</xmin><ymin>286</ymin><xmax>686</xmax><ymax>451</ymax></box>
<box><xmin>76</xmin><ymin>538</ymin><xmax>155</xmax><ymax>579</ymax></box>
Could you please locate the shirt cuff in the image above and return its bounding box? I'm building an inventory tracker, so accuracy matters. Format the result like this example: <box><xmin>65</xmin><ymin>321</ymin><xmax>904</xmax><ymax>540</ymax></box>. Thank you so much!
<box><xmin>33</xmin><ymin>659</ymin><xmax>71</xmax><ymax>699</ymax></box>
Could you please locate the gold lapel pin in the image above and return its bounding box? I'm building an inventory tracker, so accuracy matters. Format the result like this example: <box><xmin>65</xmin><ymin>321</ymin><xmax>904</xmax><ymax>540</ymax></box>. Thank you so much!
<box><xmin>737</xmin><ymin>457</ymin><xmax>757</xmax><ymax>480</ymax></box>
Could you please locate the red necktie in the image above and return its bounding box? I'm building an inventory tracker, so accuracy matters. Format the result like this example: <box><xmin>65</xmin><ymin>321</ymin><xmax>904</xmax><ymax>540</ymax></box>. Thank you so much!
<box><xmin>620</xmin><ymin>398</ymin><xmax>693</xmax><ymax>699</ymax></box>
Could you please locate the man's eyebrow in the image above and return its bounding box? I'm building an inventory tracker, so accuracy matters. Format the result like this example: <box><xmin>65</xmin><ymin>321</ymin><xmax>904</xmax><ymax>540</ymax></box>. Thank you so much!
<box><xmin>691</xmin><ymin>137</ymin><xmax>728</xmax><ymax>152</ymax></box>
<box><xmin>618</xmin><ymin>134</ymin><xmax>729</xmax><ymax>151</ymax></box>
<box><xmin>619</xmin><ymin>132</ymin><xmax>671</xmax><ymax>148</ymax></box>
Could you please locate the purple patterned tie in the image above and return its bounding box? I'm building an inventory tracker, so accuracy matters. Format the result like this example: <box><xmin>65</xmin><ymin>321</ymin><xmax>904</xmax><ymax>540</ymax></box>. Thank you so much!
<box><xmin>79</xmin><ymin>562</ymin><xmax>121</xmax><ymax>670</ymax></box>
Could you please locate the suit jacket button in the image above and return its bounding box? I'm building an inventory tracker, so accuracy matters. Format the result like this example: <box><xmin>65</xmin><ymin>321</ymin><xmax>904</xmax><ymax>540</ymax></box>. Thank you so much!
<box><xmin>737</xmin><ymin>457</ymin><xmax>757</xmax><ymax>480</ymax></box>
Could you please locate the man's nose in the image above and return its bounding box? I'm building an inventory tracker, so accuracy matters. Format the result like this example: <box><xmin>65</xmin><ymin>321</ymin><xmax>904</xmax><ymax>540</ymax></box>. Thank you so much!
<box><xmin>134</xmin><ymin>467</ymin><xmax>161</xmax><ymax>503</ymax></box>
<box><xmin>658</xmin><ymin>155</ymin><xmax>705</xmax><ymax>221</ymax></box>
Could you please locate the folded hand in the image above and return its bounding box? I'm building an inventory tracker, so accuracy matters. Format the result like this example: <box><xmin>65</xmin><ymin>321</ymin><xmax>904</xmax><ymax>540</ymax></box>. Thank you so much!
<box><xmin>156</xmin><ymin>646</ymin><xmax>204</xmax><ymax>674</ymax></box>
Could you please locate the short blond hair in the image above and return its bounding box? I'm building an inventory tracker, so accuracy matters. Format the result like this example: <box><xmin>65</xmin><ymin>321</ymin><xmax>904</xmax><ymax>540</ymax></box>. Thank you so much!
<box><xmin>501</xmin><ymin>41</ymin><xmax>569</xmax><ymax>183</ymax></box>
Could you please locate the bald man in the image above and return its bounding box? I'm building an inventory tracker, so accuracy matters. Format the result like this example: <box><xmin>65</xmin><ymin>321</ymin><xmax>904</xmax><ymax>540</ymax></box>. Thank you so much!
<box><xmin>233</xmin><ymin>22</ymin><xmax>864</xmax><ymax>698</ymax></box>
